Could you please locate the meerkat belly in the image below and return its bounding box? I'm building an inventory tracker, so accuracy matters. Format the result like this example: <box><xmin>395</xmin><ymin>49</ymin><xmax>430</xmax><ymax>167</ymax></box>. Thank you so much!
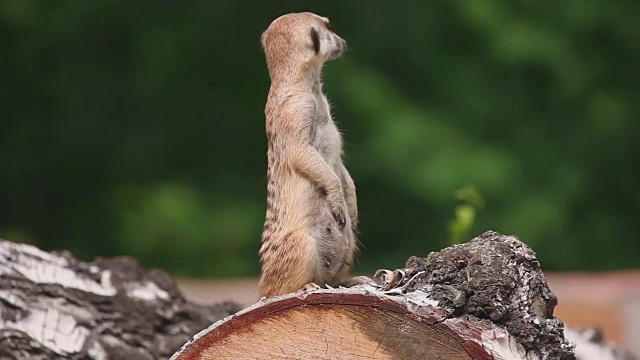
<box><xmin>307</xmin><ymin>102</ymin><xmax>351</xmax><ymax>284</ymax></box>
<box><xmin>313</xmin><ymin>124</ymin><xmax>341</xmax><ymax>159</ymax></box>
<box><xmin>310</xmin><ymin>100</ymin><xmax>343</xmax><ymax>166</ymax></box>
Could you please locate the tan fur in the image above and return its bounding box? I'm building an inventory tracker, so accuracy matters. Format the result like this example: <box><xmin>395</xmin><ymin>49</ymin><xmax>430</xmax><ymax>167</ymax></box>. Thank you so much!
<box><xmin>258</xmin><ymin>12</ymin><xmax>366</xmax><ymax>298</ymax></box>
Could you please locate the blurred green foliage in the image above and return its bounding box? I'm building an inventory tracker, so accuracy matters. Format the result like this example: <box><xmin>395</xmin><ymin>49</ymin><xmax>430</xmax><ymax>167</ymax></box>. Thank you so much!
<box><xmin>449</xmin><ymin>185</ymin><xmax>485</xmax><ymax>245</ymax></box>
<box><xmin>1</xmin><ymin>1</ymin><xmax>638</xmax><ymax>277</ymax></box>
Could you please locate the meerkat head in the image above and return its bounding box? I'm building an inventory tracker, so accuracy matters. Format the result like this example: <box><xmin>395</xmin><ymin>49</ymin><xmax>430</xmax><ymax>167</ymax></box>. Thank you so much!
<box><xmin>261</xmin><ymin>12</ymin><xmax>347</xmax><ymax>80</ymax></box>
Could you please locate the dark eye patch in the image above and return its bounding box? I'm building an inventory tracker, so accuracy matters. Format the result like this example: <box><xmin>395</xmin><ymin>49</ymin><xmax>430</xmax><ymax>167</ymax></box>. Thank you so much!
<box><xmin>310</xmin><ymin>27</ymin><xmax>320</xmax><ymax>53</ymax></box>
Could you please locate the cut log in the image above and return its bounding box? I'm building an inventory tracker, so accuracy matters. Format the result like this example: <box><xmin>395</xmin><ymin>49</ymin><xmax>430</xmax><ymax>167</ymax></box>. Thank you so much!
<box><xmin>172</xmin><ymin>231</ymin><xmax>577</xmax><ymax>360</ymax></box>
<box><xmin>0</xmin><ymin>240</ymin><xmax>242</xmax><ymax>359</ymax></box>
<box><xmin>172</xmin><ymin>287</ymin><xmax>520</xmax><ymax>359</ymax></box>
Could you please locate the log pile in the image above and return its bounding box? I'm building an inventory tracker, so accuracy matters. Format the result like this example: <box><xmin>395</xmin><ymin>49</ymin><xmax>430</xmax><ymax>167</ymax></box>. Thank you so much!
<box><xmin>0</xmin><ymin>231</ymin><xmax>636</xmax><ymax>359</ymax></box>
<box><xmin>171</xmin><ymin>231</ymin><xmax>575</xmax><ymax>359</ymax></box>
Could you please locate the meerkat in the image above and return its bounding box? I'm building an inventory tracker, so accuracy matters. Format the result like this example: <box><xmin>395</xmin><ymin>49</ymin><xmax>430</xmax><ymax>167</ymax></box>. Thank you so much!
<box><xmin>258</xmin><ymin>12</ymin><xmax>369</xmax><ymax>298</ymax></box>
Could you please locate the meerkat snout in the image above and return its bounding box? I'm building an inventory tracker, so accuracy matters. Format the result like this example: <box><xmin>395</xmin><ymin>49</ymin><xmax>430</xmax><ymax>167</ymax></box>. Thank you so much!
<box><xmin>310</xmin><ymin>24</ymin><xmax>347</xmax><ymax>61</ymax></box>
<box><xmin>327</xmin><ymin>35</ymin><xmax>347</xmax><ymax>60</ymax></box>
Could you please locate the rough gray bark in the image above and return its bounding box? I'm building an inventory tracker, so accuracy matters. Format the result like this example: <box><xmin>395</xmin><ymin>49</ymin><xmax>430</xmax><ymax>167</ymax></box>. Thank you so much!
<box><xmin>399</xmin><ymin>230</ymin><xmax>575</xmax><ymax>359</ymax></box>
<box><xmin>381</xmin><ymin>230</ymin><xmax>637</xmax><ymax>360</ymax></box>
<box><xmin>0</xmin><ymin>240</ymin><xmax>242</xmax><ymax>360</ymax></box>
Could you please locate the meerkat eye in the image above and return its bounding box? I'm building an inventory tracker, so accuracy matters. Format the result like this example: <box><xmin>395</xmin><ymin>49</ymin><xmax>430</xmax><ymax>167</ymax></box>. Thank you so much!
<box><xmin>310</xmin><ymin>27</ymin><xmax>320</xmax><ymax>54</ymax></box>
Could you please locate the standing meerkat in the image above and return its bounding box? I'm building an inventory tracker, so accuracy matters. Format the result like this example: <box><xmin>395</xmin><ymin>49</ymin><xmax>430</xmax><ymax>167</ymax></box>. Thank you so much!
<box><xmin>258</xmin><ymin>12</ymin><xmax>368</xmax><ymax>298</ymax></box>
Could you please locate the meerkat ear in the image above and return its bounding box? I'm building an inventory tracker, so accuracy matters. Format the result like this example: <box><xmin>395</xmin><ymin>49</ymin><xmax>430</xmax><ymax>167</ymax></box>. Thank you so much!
<box><xmin>310</xmin><ymin>27</ymin><xmax>320</xmax><ymax>54</ymax></box>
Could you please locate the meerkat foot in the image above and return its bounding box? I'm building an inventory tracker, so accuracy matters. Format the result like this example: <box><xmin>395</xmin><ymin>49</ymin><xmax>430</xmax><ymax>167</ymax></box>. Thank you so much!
<box><xmin>302</xmin><ymin>282</ymin><xmax>322</xmax><ymax>292</ymax></box>
<box><xmin>340</xmin><ymin>275</ymin><xmax>374</xmax><ymax>288</ymax></box>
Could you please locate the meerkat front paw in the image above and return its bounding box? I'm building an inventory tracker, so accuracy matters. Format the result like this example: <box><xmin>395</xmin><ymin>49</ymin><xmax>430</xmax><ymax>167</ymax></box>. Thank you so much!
<box><xmin>328</xmin><ymin>194</ymin><xmax>347</xmax><ymax>229</ymax></box>
<box><xmin>332</xmin><ymin>205</ymin><xmax>346</xmax><ymax>229</ymax></box>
